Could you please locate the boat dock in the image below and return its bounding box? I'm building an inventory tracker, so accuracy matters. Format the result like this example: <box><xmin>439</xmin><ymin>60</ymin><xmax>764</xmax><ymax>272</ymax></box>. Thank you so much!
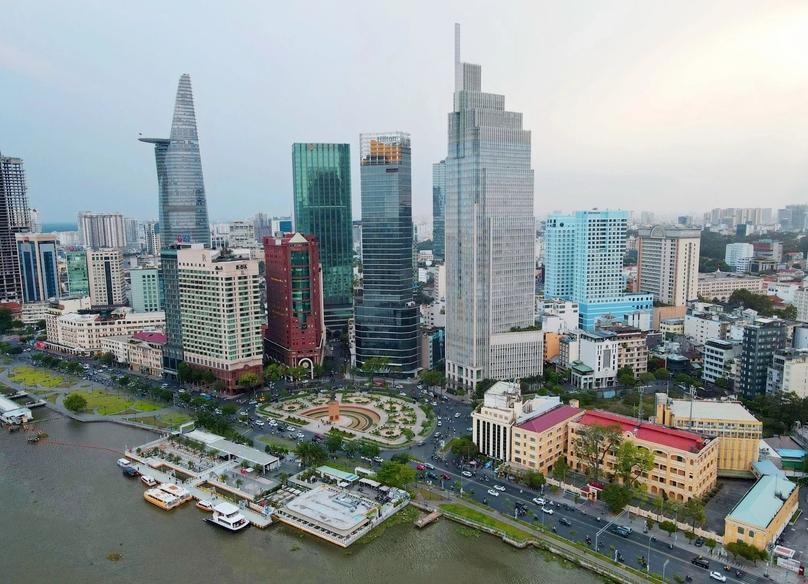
<box><xmin>125</xmin><ymin>457</ymin><xmax>273</xmax><ymax>528</ymax></box>
<box><xmin>414</xmin><ymin>509</ymin><xmax>442</xmax><ymax>528</ymax></box>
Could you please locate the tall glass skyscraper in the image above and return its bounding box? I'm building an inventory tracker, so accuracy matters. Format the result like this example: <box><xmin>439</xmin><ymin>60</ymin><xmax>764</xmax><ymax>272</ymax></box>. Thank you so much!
<box><xmin>292</xmin><ymin>143</ymin><xmax>353</xmax><ymax>333</ymax></box>
<box><xmin>445</xmin><ymin>25</ymin><xmax>542</xmax><ymax>390</ymax></box>
<box><xmin>432</xmin><ymin>160</ymin><xmax>446</xmax><ymax>261</ymax></box>
<box><xmin>354</xmin><ymin>132</ymin><xmax>418</xmax><ymax>373</ymax></box>
<box><xmin>140</xmin><ymin>74</ymin><xmax>210</xmax><ymax>376</ymax></box>
<box><xmin>140</xmin><ymin>74</ymin><xmax>210</xmax><ymax>249</ymax></box>
<box><xmin>0</xmin><ymin>151</ymin><xmax>31</xmax><ymax>302</ymax></box>
<box><xmin>66</xmin><ymin>251</ymin><xmax>90</xmax><ymax>297</ymax></box>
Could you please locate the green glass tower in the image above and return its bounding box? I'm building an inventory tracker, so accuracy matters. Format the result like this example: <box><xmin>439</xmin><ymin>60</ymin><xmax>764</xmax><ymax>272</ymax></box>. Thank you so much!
<box><xmin>66</xmin><ymin>251</ymin><xmax>89</xmax><ymax>297</ymax></box>
<box><xmin>292</xmin><ymin>143</ymin><xmax>353</xmax><ymax>333</ymax></box>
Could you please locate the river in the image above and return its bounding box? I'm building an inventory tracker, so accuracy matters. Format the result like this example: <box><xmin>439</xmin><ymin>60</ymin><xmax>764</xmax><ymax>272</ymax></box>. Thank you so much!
<box><xmin>0</xmin><ymin>413</ymin><xmax>602</xmax><ymax>584</ymax></box>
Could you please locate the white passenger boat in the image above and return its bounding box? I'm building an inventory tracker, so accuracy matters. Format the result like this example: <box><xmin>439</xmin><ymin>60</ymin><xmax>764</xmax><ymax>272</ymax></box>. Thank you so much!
<box><xmin>143</xmin><ymin>488</ymin><xmax>183</xmax><ymax>510</ymax></box>
<box><xmin>204</xmin><ymin>502</ymin><xmax>249</xmax><ymax>532</ymax></box>
<box><xmin>140</xmin><ymin>475</ymin><xmax>157</xmax><ymax>487</ymax></box>
<box><xmin>117</xmin><ymin>458</ymin><xmax>132</xmax><ymax>468</ymax></box>
<box><xmin>196</xmin><ymin>499</ymin><xmax>215</xmax><ymax>512</ymax></box>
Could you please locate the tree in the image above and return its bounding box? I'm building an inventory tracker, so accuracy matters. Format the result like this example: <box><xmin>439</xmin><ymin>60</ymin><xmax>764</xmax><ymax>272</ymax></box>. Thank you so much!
<box><xmin>362</xmin><ymin>356</ymin><xmax>389</xmax><ymax>386</ymax></box>
<box><xmin>573</xmin><ymin>422</ymin><xmax>624</xmax><ymax>478</ymax></box>
<box><xmin>376</xmin><ymin>461</ymin><xmax>416</xmax><ymax>489</ymax></box>
<box><xmin>614</xmin><ymin>441</ymin><xmax>655</xmax><ymax>488</ymax></box>
<box><xmin>64</xmin><ymin>393</ymin><xmax>87</xmax><ymax>412</ymax></box>
<box><xmin>552</xmin><ymin>457</ymin><xmax>570</xmax><ymax>481</ymax></box>
<box><xmin>360</xmin><ymin>441</ymin><xmax>381</xmax><ymax>459</ymax></box>
<box><xmin>390</xmin><ymin>452</ymin><xmax>411</xmax><ymax>464</ymax></box>
<box><xmin>238</xmin><ymin>372</ymin><xmax>262</xmax><ymax>395</ymax></box>
<box><xmin>0</xmin><ymin>306</ymin><xmax>13</xmax><ymax>332</ymax></box>
<box><xmin>639</xmin><ymin>371</ymin><xmax>656</xmax><ymax>384</ymax></box>
<box><xmin>313</xmin><ymin>363</ymin><xmax>326</xmax><ymax>378</ymax></box>
<box><xmin>99</xmin><ymin>352</ymin><xmax>115</xmax><ymax>365</ymax></box>
<box><xmin>323</xmin><ymin>433</ymin><xmax>344</xmax><ymax>455</ymax></box>
<box><xmin>602</xmin><ymin>483</ymin><xmax>632</xmax><ymax>513</ymax></box>
<box><xmin>617</xmin><ymin>366</ymin><xmax>636</xmax><ymax>387</ymax></box>
<box><xmin>264</xmin><ymin>362</ymin><xmax>288</xmax><ymax>382</ymax></box>
<box><xmin>221</xmin><ymin>404</ymin><xmax>238</xmax><ymax>416</ymax></box>
<box><xmin>421</xmin><ymin>370</ymin><xmax>446</xmax><ymax>391</ymax></box>
<box><xmin>725</xmin><ymin>541</ymin><xmax>768</xmax><ymax>565</ymax></box>
<box><xmin>659</xmin><ymin>520</ymin><xmax>677</xmax><ymax>536</ymax></box>
<box><xmin>523</xmin><ymin>470</ymin><xmax>546</xmax><ymax>490</ymax></box>
<box><xmin>295</xmin><ymin>441</ymin><xmax>328</xmax><ymax>467</ymax></box>
<box><xmin>343</xmin><ymin>440</ymin><xmax>359</xmax><ymax>459</ymax></box>
<box><xmin>683</xmin><ymin>497</ymin><xmax>706</xmax><ymax>528</ymax></box>
<box><xmin>714</xmin><ymin>377</ymin><xmax>729</xmax><ymax>389</ymax></box>
<box><xmin>450</xmin><ymin>436</ymin><xmax>479</xmax><ymax>459</ymax></box>
<box><xmin>287</xmin><ymin>365</ymin><xmax>309</xmax><ymax>389</ymax></box>
<box><xmin>654</xmin><ymin>368</ymin><xmax>670</xmax><ymax>380</ymax></box>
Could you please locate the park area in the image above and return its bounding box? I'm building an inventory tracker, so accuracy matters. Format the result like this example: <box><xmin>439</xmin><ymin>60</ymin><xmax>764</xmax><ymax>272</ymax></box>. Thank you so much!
<box><xmin>8</xmin><ymin>366</ymin><xmax>76</xmax><ymax>389</ymax></box>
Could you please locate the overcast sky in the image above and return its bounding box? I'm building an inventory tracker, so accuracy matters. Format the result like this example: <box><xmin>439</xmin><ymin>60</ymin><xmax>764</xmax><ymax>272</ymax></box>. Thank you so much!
<box><xmin>2</xmin><ymin>1</ymin><xmax>808</xmax><ymax>225</ymax></box>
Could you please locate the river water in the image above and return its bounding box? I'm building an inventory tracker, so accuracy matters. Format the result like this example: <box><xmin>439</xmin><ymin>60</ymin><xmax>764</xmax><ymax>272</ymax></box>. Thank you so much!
<box><xmin>0</xmin><ymin>414</ymin><xmax>601</xmax><ymax>584</ymax></box>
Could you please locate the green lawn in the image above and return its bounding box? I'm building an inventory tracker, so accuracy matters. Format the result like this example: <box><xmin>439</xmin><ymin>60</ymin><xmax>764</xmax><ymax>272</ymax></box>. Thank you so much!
<box><xmin>439</xmin><ymin>504</ymin><xmax>535</xmax><ymax>541</ymax></box>
<box><xmin>159</xmin><ymin>412</ymin><xmax>192</xmax><ymax>425</ymax></box>
<box><xmin>128</xmin><ymin>415</ymin><xmax>169</xmax><ymax>428</ymax></box>
<box><xmin>97</xmin><ymin>400</ymin><xmax>135</xmax><ymax>415</ymax></box>
<box><xmin>133</xmin><ymin>401</ymin><xmax>161</xmax><ymax>412</ymax></box>
<box><xmin>9</xmin><ymin>366</ymin><xmax>66</xmax><ymax>387</ymax></box>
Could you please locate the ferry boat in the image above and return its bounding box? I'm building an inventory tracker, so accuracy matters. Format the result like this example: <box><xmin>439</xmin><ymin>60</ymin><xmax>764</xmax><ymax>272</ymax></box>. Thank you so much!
<box><xmin>204</xmin><ymin>502</ymin><xmax>249</xmax><ymax>532</ymax></box>
<box><xmin>117</xmin><ymin>458</ymin><xmax>132</xmax><ymax>468</ymax></box>
<box><xmin>196</xmin><ymin>499</ymin><xmax>215</xmax><ymax>512</ymax></box>
<box><xmin>157</xmin><ymin>483</ymin><xmax>192</xmax><ymax>504</ymax></box>
<box><xmin>143</xmin><ymin>487</ymin><xmax>184</xmax><ymax>511</ymax></box>
<box><xmin>140</xmin><ymin>474</ymin><xmax>157</xmax><ymax>487</ymax></box>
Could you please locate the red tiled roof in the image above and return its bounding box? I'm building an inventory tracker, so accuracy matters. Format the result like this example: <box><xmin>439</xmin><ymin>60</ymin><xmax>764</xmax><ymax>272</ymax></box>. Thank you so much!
<box><xmin>516</xmin><ymin>405</ymin><xmax>582</xmax><ymax>434</ymax></box>
<box><xmin>576</xmin><ymin>410</ymin><xmax>706</xmax><ymax>452</ymax></box>
<box><xmin>133</xmin><ymin>331</ymin><xmax>167</xmax><ymax>344</ymax></box>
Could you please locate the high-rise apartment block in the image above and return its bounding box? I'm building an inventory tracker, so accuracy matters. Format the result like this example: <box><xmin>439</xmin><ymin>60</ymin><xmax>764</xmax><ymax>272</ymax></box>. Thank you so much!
<box><xmin>130</xmin><ymin>267</ymin><xmax>161</xmax><ymax>312</ymax></box>
<box><xmin>738</xmin><ymin>318</ymin><xmax>788</xmax><ymax>398</ymax></box>
<box><xmin>725</xmin><ymin>243</ymin><xmax>755</xmax><ymax>273</ymax></box>
<box><xmin>432</xmin><ymin>159</ymin><xmax>446</xmax><ymax>262</ymax></box>
<box><xmin>140</xmin><ymin>74</ymin><xmax>211</xmax><ymax>249</ymax></box>
<box><xmin>354</xmin><ymin>132</ymin><xmax>419</xmax><ymax>372</ymax></box>
<box><xmin>292</xmin><ymin>143</ymin><xmax>353</xmax><ymax>333</ymax></box>
<box><xmin>637</xmin><ymin>225</ymin><xmax>700</xmax><ymax>306</ymax></box>
<box><xmin>124</xmin><ymin>218</ymin><xmax>140</xmax><ymax>251</ymax></box>
<box><xmin>143</xmin><ymin>221</ymin><xmax>160</xmax><ymax>255</ymax></box>
<box><xmin>28</xmin><ymin>208</ymin><xmax>41</xmax><ymax>234</ymax></box>
<box><xmin>545</xmin><ymin>210</ymin><xmax>653</xmax><ymax>330</ymax></box>
<box><xmin>87</xmin><ymin>249</ymin><xmax>125</xmax><ymax>307</ymax></box>
<box><xmin>77</xmin><ymin>212</ymin><xmax>126</xmax><ymax>249</ymax></box>
<box><xmin>0</xmin><ymin>151</ymin><xmax>31</xmax><ymax>302</ymax></box>
<box><xmin>176</xmin><ymin>246</ymin><xmax>263</xmax><ymax>393</ymax></box>
<box><xmin>66</xmin><ymin>251</ymin><xmax>90</xmax><ymax>297</ymax></box>
<box><xmin>445</xmin><ymin>25</ymin><xmax>542</xmax><ymax>389</ymax></box>
<box><xmin>16</xmin><ymin>233</ymin><xmax>59</xmax><ymax>303</ymax></box>
<box><xmin>263</xmin><ymin>233</ymin><xmax>325</xmax><ymax>369</ymax></box>
<box><xmin>228</xmin><ymin>221</ymin><xmax>256</xmax><ymax>248</ymax></box>
<box><xmin>706</xmin><ymin>208</ymin><xmax>772</xmax><ymax>227</ymax></box>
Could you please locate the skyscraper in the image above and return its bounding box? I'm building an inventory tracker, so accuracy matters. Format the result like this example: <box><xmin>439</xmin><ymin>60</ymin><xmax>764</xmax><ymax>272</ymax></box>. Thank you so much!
<box><xmin>445</xmin><ymin>25</ymin><xmax>542</xmax><ymax>389</ymax></box>
<box><xmin>143</xmin><ymin>221</ymin><xmax>160</xmax><ymax>255</ymax></box>
<box><xmin>545</xmin><ymin>210</ymin><xmax>654</xmax><ymax>330</ymax></box>
<box><xmin>354</xmin><ymin>132</ymin><xmax>419</xmax><ymax>372</ymax></box>
<box><xmin>141</xmin><ymin>74</ymin><xmax>211</xmax><ymax>377</ymax></box>
<box><xmin>16</xmin><ymin>233</ymin><xmax>59</xmax><ymax>302</ymax></box>
<box><xmin>0</xmin><ymin>151</ymin><xmax>31</xmax><ymax>302</ymax></box>
<box><xmin>28</xmin><ymin>208</ymin><xmax>42</xmax><ymax>234</ymax></box>
<box><xmin>637</xmin><ymin>225</ymin><xmax>701</xmax><ymax>306</ymax></box>
<box><xmin>432</xmin><ymin>160</ymin><xmax>446</xmax><ymax>261</ymax></box>
<box><xmin>66</xmin><ymin>251</ymin><xmax>90</xmax><ymax>297</ymax></box>
<box><xmin>77</xmin><ymin>212</ymin><xmax>126</xmax><ymax>249</ymax></box>
<box><xmin>738</xmin><ymin>318</ymin><xmax>787</xmax><ymax>398</ymax></box>
<box><xmin>86</xmin><ymin>249</ymin><xmax>125</xmax><ymax>307</ymax></box>
<box><xmin>292</xmin><ymin>143</ymin><xmax>353</xmax><ymax>333</ymax></box>
<box><xmin>124</xmin><ymin>217</ymin><xmax>140</xmax><ymax>251</ymax></box>
<box><xmin>264</xmin><ymin>233</ymin><xmax>325</xmax><ymax>369</ymax></box>
<box><xmin>140</xmin><ymin>74</ymin><xmax>210</xmax><ymax>249</ymax></box>
<box><xmin>130</xmin><ymin>267</ymin><xmax>162</xmax><ymax>312</ymax></box>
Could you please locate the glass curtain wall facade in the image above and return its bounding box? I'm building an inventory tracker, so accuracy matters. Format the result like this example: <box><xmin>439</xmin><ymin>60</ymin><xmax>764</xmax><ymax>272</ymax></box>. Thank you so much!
<box><xmin>0</xmin><ymin>152</ymin><xmax>30</xmax><ymax>302</ymax></box>
<box><xmin>140</xmin><ymin>74</ymin><xmax>210</xmax><ymax>248</ymax></box>
<box><xmin>445</xmin><ymin>24</ymin><xmax>537</xmax><ymax>389</ymax></box>
<box><xmin>16</xmin><ymin>234</ymin><xmax>59</xmax><ymax>302</ymax></box>
<box><xmin>292</xmin><ymin>143</ymin><xmax>353</xmax><ymax>333</ymax></box>
<box><xmin>66</xmin><ymin>251</ymin><xmax>89</xmax><ymax>297</ymax></box>
<box><xmin>355</xmin><ymin>133</ymin><xmax>418</xmax><ymax>372</ymax></box>
<box><xmin>432</xmin><ymin>160</ymin><xmax>446</xmax><ymax>261</ymax></box>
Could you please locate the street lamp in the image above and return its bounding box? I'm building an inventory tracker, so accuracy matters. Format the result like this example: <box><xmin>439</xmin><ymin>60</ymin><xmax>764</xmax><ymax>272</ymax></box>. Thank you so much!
<box><xmin>647</xmin><ymin>532</ymin><xmax>653</xmax><ymax>574</ymax></box>
<box><xmin>662</xmin><ymin>559</ymin><xmax>670</xmax><ymax>582</ymax></box>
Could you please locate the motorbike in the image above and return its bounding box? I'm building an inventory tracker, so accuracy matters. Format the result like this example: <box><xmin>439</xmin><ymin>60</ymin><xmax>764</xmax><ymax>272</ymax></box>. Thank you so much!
<box><xmin>735</xmin><ymin>571</ymin><xmax>743</xmax><ymax>578</ymax></box>
<box><xmin>685</xmin><ymin>575</ymin><xmax>692</xmax><ymax>582</ymax></box>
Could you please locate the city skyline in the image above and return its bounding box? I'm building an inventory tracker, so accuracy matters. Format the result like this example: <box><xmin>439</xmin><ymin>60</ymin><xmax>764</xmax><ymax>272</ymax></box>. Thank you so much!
<box><xmin>3</xmin><ymin>2</ymin><xmax>808</xmax><ymax>223</ymax></box>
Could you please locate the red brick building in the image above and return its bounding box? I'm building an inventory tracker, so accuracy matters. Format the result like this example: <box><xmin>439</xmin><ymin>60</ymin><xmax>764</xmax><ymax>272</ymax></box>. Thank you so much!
<box><xmin>263</xmin><ymin>233</ymin><xmax>325</xmax><ymax>372</ymax></box>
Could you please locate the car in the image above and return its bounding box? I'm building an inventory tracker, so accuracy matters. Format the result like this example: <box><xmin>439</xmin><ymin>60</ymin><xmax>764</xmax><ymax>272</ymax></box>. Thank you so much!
<box><xmin>440</xmin><ymin>473</ymin><xmax>451</xmax><ymax>480</ymax></box>
<box><xmin>248</xmin><ymin>400</ymin><xmax>257</xmax><ymax>405</ymax></box>
<box><xmin>493</xmin><ymin>485</ymin><xmax>505</xmax><ymax>492</ymax></box>
<box><xmin>399</xmin><ymin>392</ymin><xmax>407</xmax><ymax>397</ymax></box>
<box><xmin>694</xmin><ymin>537</ymin><xmax>705</xmax><ymax>547</ymax></box>
<box><xmin>558</xmin><ymin>517</ymin><xmax>571</xmax><ymax>526</ymax></box>
<box><xmin>417</xmin><ymin>440</ymin><xmax>426</xmax><ymax>446</ymax></box>
<box><xmin>247</xmin><ymin>416</ymin><xmax>255</xmax><ymax>421</ymax></box>
<box><xmin>692</xmin><ymin>557</ymin><xmax>710</xmax><ymax>569</ymax></box>
<box><xmin>487</xmin><ymin>489</ymin><xmax>500</xmax><ymax>497</ymax></box>
<box><xmin>454</xmin><ymin>412</ymin><xmax>461</xmax><ymax>418</ymax></box>
<box><xmin>709</xmin><ymin>572</ymin><xmax>726</xmax><ymax>582</ymax></box>
<box><xmin>296</xmin><ymin>432</ymin><xmax>305</xmax><ymax>439</ymax></box>
<box><xmin>268</xmin><ymin>419</ymin><xmax>278</xmax><ymax>426</ymax></box>
<box><xmin>532</xmin><ymin>497</ymin><xmax>547</xmax><ymax>506</ymax></box>
<box><xmin>431</xmin><ymin>401</ymin><xmax>438</xmax><ymax>406</ymax></box>
<box><xmin>424</xmin><ymin>463</ymin><xmax>434</xmax><ymax>470</ymax></box>
<box><xmin>416</xmin><ymin>463</ymin><xmax>426</xmax><ymax>471</ymax></box>
<box><xmin>437</xmin><ymin>421</ymin><xmax>442</xmax><ymax>426</ymax></box>
<box><xmin>611</xmin><ymin>526</ymin><xmax>630</xmax><ymax>537</ymax></box>
<box><xmin>276</xmin><ymin>425</ymin><xmax>286</xmax><ymax>431</ymax></box>
<box><xmin>395</xmin><ymin>384</ymin><xmax>404</xmax><ymax>389</ymax></box>
<box><xmin>426</xmin><ymin>472</ymin><xmax>438</xmax><ymax>480</ymax></box>
<box><xmin>466</xmin><ymin>427</ymin><xmax>473</xmax><ymax>432</ymax></box>
<box><xmin>373</xmin><ymin>456</ymin><xmax>384</xmax><ymax>463</ymax></box>
<box><xmin>541</xmin><ymin>506</ymin><xmax>554</xmax><ymax>515</ymax></box>
<box><xmin>461</xmin><ymin>471</ymin><xmax>472</xmax><ymax>477</ymax></box>
<box><xmin>255</xmin><ymin>420</ymin><xmax>265</xmax><ymax>427</ymax></box>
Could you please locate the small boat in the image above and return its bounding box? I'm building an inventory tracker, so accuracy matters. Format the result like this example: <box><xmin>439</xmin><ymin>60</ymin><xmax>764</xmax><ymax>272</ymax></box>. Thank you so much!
<box><xmin>117</xmin><ymin>458</ymin><xmax>132</xmax><ymax>468</ymax></box>
<box><xmin>205</xmin><ymin>502</ymin><xmax>249</xmax><ymax>532</ymax></box>
<box><xmin>196</xmin><ymin>499</ymin><xmax>215</xmax><ymax>512</ymax></box>
<box><xmin>122</xmin><ymin>466</ymin><xmax>141</xmax><ymax>477</ymax></box>
<box><xmin>144</xmin><ymin>488</ymin><xmax>183</xmax><ymax>510</ymax></box>
<box><xmin>140</xmin><ymin>474</ymin><xmax>157</xmax><ymax>487</ymax></box>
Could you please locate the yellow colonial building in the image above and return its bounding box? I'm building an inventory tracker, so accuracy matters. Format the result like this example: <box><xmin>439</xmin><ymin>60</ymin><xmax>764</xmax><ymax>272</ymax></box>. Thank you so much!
<box><xmin>566</xmin><ymin>410</ymin><xmax>719</xmax><ymax>502</ymax></box>
<box><xmin>724</xmin><ymin>460</ymin><xmax>799</xmax><ymax>550</ymax></box>
<box><xmin>511</xmin><ymin>404</ymin><xmax>582</xmax><ymax>475</ymax></box>
<box><xmin>655</xmin><ymin>394</ymin><xmax>762</xmax><ymax>474</ymax></box>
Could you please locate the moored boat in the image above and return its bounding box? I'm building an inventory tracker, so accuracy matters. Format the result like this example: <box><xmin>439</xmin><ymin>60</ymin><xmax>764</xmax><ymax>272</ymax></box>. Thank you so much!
<box><xmin>204</xmin><ymin>502</ymin><xmax>249</xmax><ymax>532</ymax></box>
<box><xmin>143</xmin><ymin>487</ymin><xmax>183</xmax><ymax>510</ymax></box>
<box><xmin>196</xmin><ymin>499</ymin><xmax>215</xmax><ymax>512</ymax></box>
<box><xmin>122</xmin><ymin>466</ymin><xmax>141</xmax><ymax>477</ymax></box>
<box><xmin>140</xmin><ymin>474</ymin><xmax>157</xmax><ymax>487</ymax></box>
<box><xmin>117</xmin><ymin>458</ymin><xmax>132</xmax><ymax>468</ymax></box>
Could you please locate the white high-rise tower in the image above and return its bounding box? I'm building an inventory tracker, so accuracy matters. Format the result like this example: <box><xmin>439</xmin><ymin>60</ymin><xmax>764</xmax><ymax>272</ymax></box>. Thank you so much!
<box><xmin>445</xmin><ymin>24</ymin><xmax>542</xmax><ymax>390</ymax></box>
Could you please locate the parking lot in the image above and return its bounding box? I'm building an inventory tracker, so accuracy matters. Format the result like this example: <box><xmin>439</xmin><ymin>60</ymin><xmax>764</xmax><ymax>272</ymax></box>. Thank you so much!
<box><xmin>704</xmin><ymin>479</ymin><xmax>756</xmax><ymax>534</ymax></box>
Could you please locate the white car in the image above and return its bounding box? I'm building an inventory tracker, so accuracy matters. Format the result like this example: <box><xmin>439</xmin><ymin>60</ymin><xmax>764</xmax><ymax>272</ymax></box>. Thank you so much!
<box><xmin>268</xmin><ymin>419</ymin><xmax>277</xmax><ymax>426</ymax></box>
<box><xmin>437</xmin><ymin>421</ymin><xmax>442</xmax><ymax>426</ymax></box>
<box><xmin>532</xmin><ymin>497</ymin><xmax>547</xmax><ymax>506</ymax></box>
<box><xmin>296</xmin><ymin>432</ymin><xmax>305</xmax><ymax>439</ymax></box>
<box><xmin>248</xmin><ymin>400</ymin><xmax>257</xmax><ymax>405</ymax></box>
<box><xmin>255</xmin><ymin>420</ymin><xmax>265</xmax><ymax>427</ymax></box>
<box><xmin>395</xmin><ymin>384</ymin><xmax>404</xmax><ymax>389</ymax></box>
<box><xmin>461</xmin><ymin>471</ymin><xmax>472</xmax><ymax>477</ymax></box>
<box><xmin>709</xmin><ymin>573</ymin><xmax>726</xmax><ymax>583</ymax></box>
<box><xmin>373</xmin><ymin>456</ymin><xmax>385</xmax><ymax>463</ymax></box>
<box><xmin>541</xmin><ymin>507</ymin><xmax>554</xmax><ymax>515</ymax></box>
<box><xmin>487</xmin><ymin>489</ymin><xmax>500</xmax><ymax>497</ymax></box>
<box><xmin>431</xmin><ymin>401</ymin><xmax>437</xmax><ymax>406</ymax></box>
<box><xmin>493</xmin><ymin>485</ymin><xmax>506</xmax><ymax>492</ymax></box>
<box><xmin>399</xmin><ymin>392</ymin><xmax>406</xmax><ymax>397</ymax></box>
<box><xmin>454</xmin><ymin>412</ymin><xmax>461</xmax><ymax>418</ymax></box>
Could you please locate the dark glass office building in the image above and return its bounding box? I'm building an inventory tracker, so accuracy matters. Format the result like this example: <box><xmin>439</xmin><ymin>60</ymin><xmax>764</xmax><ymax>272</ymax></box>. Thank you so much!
<box><xmin>738</xmin><ymin>319</ymin><xmax>787</xmax><ymax>398</ymax></box>
<box><xmin>354</xmin><ymin>132</ymin><xmax>418</xmax><ymax>373</ymax></box>
<box><xmin>292</xmin><ymin>143</ymin><xmax>353</xmax><ymax>333</ymax></box>
<box><xmin>0</xmin><ymin>152</ymin><xmax>30</xmax><ymax>302</ymax></box>
<box><xmin>432</xmin><ymin>159</ymin><xmax>446</xmax><ymax>261</ymax></box>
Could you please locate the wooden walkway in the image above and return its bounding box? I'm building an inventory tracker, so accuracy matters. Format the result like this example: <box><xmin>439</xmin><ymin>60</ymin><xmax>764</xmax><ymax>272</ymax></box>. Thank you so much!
<box><xmin>414</xmin><ymin>510</ymin><xmax>442</xmax><ymax>528</ymax></box>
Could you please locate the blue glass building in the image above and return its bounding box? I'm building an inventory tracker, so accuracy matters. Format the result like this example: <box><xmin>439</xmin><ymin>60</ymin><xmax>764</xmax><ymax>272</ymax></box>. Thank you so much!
<box><xmin>16</xmin><ymin>233</ymin><xmax>59</xmax><ymax>302</ymax></box>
